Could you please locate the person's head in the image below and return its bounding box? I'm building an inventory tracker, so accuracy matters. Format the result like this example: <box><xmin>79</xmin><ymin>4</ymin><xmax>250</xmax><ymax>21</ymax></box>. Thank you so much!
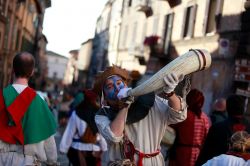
<box><xmin>212</xmin><ymin>98</ymin><xmax>226</xmax><ymax>112</ymax></box>
<box><xmin>83</xmin><ymin>89</ymin><xmax>100</xmax><ymax>109</ymax></box>
<box><xmin>226</xmin><ymin>94</ymin><xmax>246</xmax><ymax>118</ymax></box>
<box><xmin>186</xmin><ymin>89</ymin><xmax>204</xmax><ymax>117</ymax></box>
<box><xmin>229</xmin><ymin>131</ymin><xmax>250</xmax><ymax>153</ymax></box>
<box><xmin>13</xmin><ymin>52</ymin><xmax>35</xmax><ymax>79</ymax></box>
<box><xmin>94</xmin><ymin>65</ymin><xmax>131</xmax><ymax>109</ymax></box>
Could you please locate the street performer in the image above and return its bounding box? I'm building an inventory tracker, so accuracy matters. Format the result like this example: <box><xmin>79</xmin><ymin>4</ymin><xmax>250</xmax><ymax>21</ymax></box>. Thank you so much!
<box><xmin>94</xmin><ymin>65</ymin><xmax>187</xmax><ymax>166</ymax></box>
<box><xmin>0</xmin><ymin>52</ymin><xmax>58</xmax><ymax>165</ymax></box>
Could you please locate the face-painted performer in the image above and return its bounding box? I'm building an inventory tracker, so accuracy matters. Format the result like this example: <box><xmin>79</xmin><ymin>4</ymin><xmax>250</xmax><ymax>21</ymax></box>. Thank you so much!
<box><xmin>60</xmin><ymin>89</ymin><xmax>107</xmax><ymax>166</ymax></box>
<box><xmin>0</xmin><ymin>52</ymin><xmax>58</xmax><ymax>166</ymax></box>
<box><xmin>94</xmin><ymin>65</ymin><xmax>188</xmax><ymax>166</ymax></box>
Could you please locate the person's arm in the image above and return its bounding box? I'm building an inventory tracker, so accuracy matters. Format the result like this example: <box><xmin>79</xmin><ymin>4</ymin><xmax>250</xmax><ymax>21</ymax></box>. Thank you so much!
<box><xmin>110</xmin><ymin>107</ymin><xmax>129</xmax><ymax>137</ymax></box>
<box><xmin>95</xmin><ymin>114</ymin><xmax>124</xmax><ymax>143</ymax></box>
<box><xmin>167</xmin><ymin>93</ymin><xmax>182</xmax><ymax>111</ymax></box>
<box><xmin>109</xmin><ymin>88</ymin><xmax>135</xmax><ymax>137</ymax></box>
<box><xmin>24</xmin><ymin>136</ymin><xmax>58</xmax><ymax>165</ymax></box>
<box><xmin>95</xmin><ymin>100</ymin><xmax>132</xmax><ymax>143</ymax></box>
<box><xmin>154</xmin><ymin>73</ymin><xmax>187</xmax><ymax>124</ymax></box>
<box><xmin>44</xmin><ymin>135</ymin><xmax>58</xmax><ymax>165</ymax></box>
<box><xmin>59</xmin><ymin>111</ymin><xmax>77</xmax><ymax>153</ymax></box>
<box><xmin>162</xmin><ymin>73</ymin><xmax>185</xmax><ymax>112</ymax></box>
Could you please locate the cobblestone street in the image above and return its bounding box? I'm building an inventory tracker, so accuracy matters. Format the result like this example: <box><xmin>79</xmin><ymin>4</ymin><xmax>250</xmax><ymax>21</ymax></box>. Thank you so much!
<box><xmin>55</xmin><ymin>127</ymin><xmax>69</xmax><ymax>166</ymax></box>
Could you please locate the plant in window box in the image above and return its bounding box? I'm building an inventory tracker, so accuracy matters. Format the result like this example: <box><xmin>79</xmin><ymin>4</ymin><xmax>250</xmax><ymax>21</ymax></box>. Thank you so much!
<box><xmin>143</xmin><ymin>35</ymin><xmax>164</xmax><ymax>57</ymax></box>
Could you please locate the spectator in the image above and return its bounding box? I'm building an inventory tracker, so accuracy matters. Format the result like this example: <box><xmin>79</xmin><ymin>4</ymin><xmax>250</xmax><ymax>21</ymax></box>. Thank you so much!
<box><xmin>0</xmin><ymin>52</ymin><xmax>58</xmax><ymax>165</ymax></box>
<box><xmin>196</xmin><ymin>94</ymin><xmax>249</xmax><ymax>165</ymax></box>
<box><xmin>202</xmin><ymin>131</ymin><xmax>250</xmax><ymax>166</ymax></box>
<box><xmin>168</xmin><ymin>89</ymin><xmax>211</xmax><ymax>166</ymax></box>
<box><xmin>94</xmin><ymin>65</ymin><xmax>187</xmax><ymax>166</ymax></box>
<box><xmin>210</xmin><ymin>98</ymin><xmax>227</xmax><ymax>124</ymax></box>
<box><xmin>60</xmin><ymin>89</ymin><xmax>107</xmax><ymax>166</ymax></box>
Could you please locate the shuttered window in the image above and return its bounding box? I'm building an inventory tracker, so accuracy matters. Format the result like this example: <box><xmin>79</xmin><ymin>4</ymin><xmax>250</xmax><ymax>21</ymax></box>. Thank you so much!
<box><xmin>163</xmin><ymin>13</ymin><xmax>174</xmax><ymax>54</ymax></box>
<box><xmin>203</xmin><ymin>0</ymin><xmax>224</xmax><ymax>35</ymax></box>
<box><xmin>182</xmin><ymin>5</ymin><xmax>197</xmax><ymax>38</ymax></box>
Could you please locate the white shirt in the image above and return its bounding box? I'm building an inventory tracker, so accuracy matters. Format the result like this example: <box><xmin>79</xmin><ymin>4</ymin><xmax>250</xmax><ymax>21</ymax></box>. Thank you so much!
<box><xmin>95</xmin><ymin>95</ymin><xmax>187</xmax><ymax>166</ymax></box>
<box><xmin>202</xmin><ymin>154</ymin><xmax>250</xmax><ymax>166</ymax></box>
<box><xmin>59</xmin><ymin>111</ymin><xmax>107</xmax><ymax>153</ymax></box>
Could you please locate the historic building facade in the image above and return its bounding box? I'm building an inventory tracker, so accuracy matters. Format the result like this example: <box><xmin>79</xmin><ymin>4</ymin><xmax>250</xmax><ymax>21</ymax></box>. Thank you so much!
<box><xmin>0</xmin><ymin>0</ymin><xmax>51</xmax><ymax>88</ymax></box>
<box><xmin>87</xmin><ymin>0</ymin><xmax>249</xmax><ymax>113</ymax></box>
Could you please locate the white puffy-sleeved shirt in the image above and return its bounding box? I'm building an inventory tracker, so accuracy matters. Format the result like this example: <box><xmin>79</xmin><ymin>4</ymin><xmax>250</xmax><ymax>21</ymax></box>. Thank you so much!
<box><xmin>95</xmin><ymin>95</ymin><xmax>187</xmax><ymax>166</ymax></box>
<box><xmin>202</xmin><ymin>154</ymin><xmax>250</xmax><ymax>166</ymax></box>
<box><xmin>60</xmin><ymin>111</ymin><xmax>107</xmax><ymax>153</ymax></box>
<box><xmin>0</xmin><ymin>84</ymin><xmax>58</xmax><ymax>166</ymax></box>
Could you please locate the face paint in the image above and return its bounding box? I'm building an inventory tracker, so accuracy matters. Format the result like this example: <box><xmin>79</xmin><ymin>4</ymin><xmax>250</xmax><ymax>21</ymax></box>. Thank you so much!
<box><xmin>103</xmin><ymin>75</ymin><xmax>126</xmax><ymax>100</ymax></box>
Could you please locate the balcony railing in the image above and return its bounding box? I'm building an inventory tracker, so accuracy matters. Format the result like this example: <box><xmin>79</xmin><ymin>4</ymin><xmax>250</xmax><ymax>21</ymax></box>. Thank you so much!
<box><xmin>135</xmin><ymin>3</ymin><xmax>153</xmax><ymax>18</ymax></box>
<box><xmin>157</xmin><ymin>0</ymin><xmax>181</xmax><ymax>8</ymax></box>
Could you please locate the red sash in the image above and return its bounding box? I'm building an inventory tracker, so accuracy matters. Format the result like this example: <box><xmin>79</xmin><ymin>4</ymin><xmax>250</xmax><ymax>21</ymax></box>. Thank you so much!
<box><xmin>0</xmin><ymin>87</ymin><xmax>36</xmax><ymax>144</ymax></box>
<box><xmin>123</xmin><ymin>133</ymin><xmax>160</xmax><ymax>166</ymax></box>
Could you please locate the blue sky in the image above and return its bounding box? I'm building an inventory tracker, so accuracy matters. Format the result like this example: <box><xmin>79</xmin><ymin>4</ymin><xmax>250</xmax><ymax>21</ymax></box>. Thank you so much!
<box><xmin>43</xmin><ymin>0</ymin><xmax>108</xmax><ymax>57</ymax></box>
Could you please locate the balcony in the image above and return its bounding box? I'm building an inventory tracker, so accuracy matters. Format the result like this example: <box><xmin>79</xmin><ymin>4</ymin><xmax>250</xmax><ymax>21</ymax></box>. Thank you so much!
<box><xmin>158</xmin><ymin>0</ymin><xmax>181</xmax><ymax>8</ymax></box>
<box><xmin>136</xmin><ymin>5</ymin><xmax>153</xmax><ymax>18</ymax></box>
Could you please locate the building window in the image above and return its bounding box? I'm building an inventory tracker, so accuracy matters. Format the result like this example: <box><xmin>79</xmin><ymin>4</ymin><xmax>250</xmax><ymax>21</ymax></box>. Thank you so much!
<box><xmin>128</xmin><ymin>0</ymin><xmax>132</xmax><ymax>7</ymax></box>
<box><xmin>183</xmin><ymin>5</ymin><xmax>197</xmax><ymax>38</ymax></box>
<box><xmin>0</xmin><ymin>0</ymin><xmax>6</xmax><ymax>16</ymax></box>
<box><xmin>0</xmin><ymin>31</ymin><xmax>2</xmax><ymax>49</ymax></box>
<box><xmin>163</xmin><ymin>13</ymin><xmax>174</xmax><ymax>55</ymax></box>
<box><xmin>28</xmin><ymin>4</ymin><xmax>35</xmax><ymax>14</ymax></box>
<box><xmin>4</xmin><ymin>17</ymin><xmax>10</xmax><ymax>49</ymax></box>
<box><xmin>205</xmin><ymin>0</ymin><xmax>224</xmax><ymax>34</ymax></box>
<box><xmin>16</xmin><ymin>29</ymin><xmax>20</xmax><ymax>50</ymax></box>
<box><xmin>33</xmin><ymin>14</ymin><xmax>38</xmax><ymax>28</ymax></box>
<box><xmin>21</xmin><ymin>37</ymin><xmax>34</xmax><ymax>54</ymax></box>
<box><xmin>131</xmin><ymin>22</ymin><xmax>137</xmax><ymax>44</ymax></box>
<box><xmin>153</xmin><ymin>16</ymin><xmax>159</xmax><ymax>35</ymax></box>
<box><xmin>53</xmin><ymin>72</ymin><xmax>57</xmax><ymax>79</ymax></box>
<box><xmin>12</xmin><ymin>20</ymin><xmax>18</xmax><ymax>50</ymax></box>
<box><xmin>122</xmin><ymin>25</ymin><xmax>128</xmax><ymax>48</ymax></box>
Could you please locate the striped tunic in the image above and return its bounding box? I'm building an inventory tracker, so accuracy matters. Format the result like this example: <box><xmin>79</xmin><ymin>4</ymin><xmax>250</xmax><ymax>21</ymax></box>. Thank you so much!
<box><xmin>169</xmin><ymin>111</ymin><xmax>210</xmax><ymax>166</ymax></box>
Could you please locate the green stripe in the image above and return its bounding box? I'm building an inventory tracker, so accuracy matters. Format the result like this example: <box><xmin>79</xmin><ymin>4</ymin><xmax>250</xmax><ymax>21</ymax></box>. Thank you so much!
<box><xmin>3</xmin><ymin>85</ymin><xmax>57</xmax><ymax>144</ymax></box>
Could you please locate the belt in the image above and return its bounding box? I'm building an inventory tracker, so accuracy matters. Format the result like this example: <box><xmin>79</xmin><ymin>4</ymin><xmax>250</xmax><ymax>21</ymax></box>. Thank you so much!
<box><xmin>0</xmin><ymin>147</ymin><xmax>23</xmax><ymax>153</ymax></box>
<box><xmin>72</xmin><ymin>138</ymin><xmax>82</xmax><ymax>142</ymax></box>
<box><xmin>123</xmin><ymin>136</ymin><xmax>160</xmax><ymax>166</ymax></box>
<box><xmin>135</xmin><ymin>148</ymin><xmax>160</xmax><ymax>166</ymax></box>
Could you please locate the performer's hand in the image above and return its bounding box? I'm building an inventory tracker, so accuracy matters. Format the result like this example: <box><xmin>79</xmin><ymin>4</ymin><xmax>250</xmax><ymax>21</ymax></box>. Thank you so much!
<box><xmin>117</xmin><ymin>87</ymin><xmax>134</xmax><ymax>106</ymax></box>
<box><xmin>124</xmin><ymin>96</ymin><xmax>134</xmax><ymax>105</ymax></box>
<box><xmin>163</xmin><ymin>73</ymin><xmax>184</xmax><ymax>93</ymax></box>
<box><xmin>117</xmin><ymin>87</ymin><xmax>132</xmax><ymax>100</ymax></box>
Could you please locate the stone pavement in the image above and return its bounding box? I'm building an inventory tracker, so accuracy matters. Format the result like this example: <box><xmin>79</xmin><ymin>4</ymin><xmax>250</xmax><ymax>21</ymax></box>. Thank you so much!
<box><xmin>55</xmin><ymin>127</ymin><xmax>70</xmax><ymax>166</ymax></box>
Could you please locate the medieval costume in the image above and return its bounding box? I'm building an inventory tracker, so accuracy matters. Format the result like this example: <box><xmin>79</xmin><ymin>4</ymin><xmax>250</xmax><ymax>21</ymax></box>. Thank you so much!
<box><xmin>94</xmin><ymin>65</ymin><xmax>187</xmax><ymax>166</ymax></box>
<box><xmin>0</xmin><ymin>84</ymin><xmax>57</xmax><ymax>165</ymax></box>
<box><xmin>196</xmin><ymin>94</ymin><xmax>249</xmax><ymax>165</ymax></box>
<box><xmin>202</xmin><ymin>131</ymin><xmax>250</xmax><ymax>166</ymax></box>
<box><xmin>168</xmin><ymin>89</ymin><xmax>211</xmax><ymax>166</ymax></box>
<box><xmin>60</xmin><ymin>89</ymin><xmax>107</xmax><ymax>166</ymax></box>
